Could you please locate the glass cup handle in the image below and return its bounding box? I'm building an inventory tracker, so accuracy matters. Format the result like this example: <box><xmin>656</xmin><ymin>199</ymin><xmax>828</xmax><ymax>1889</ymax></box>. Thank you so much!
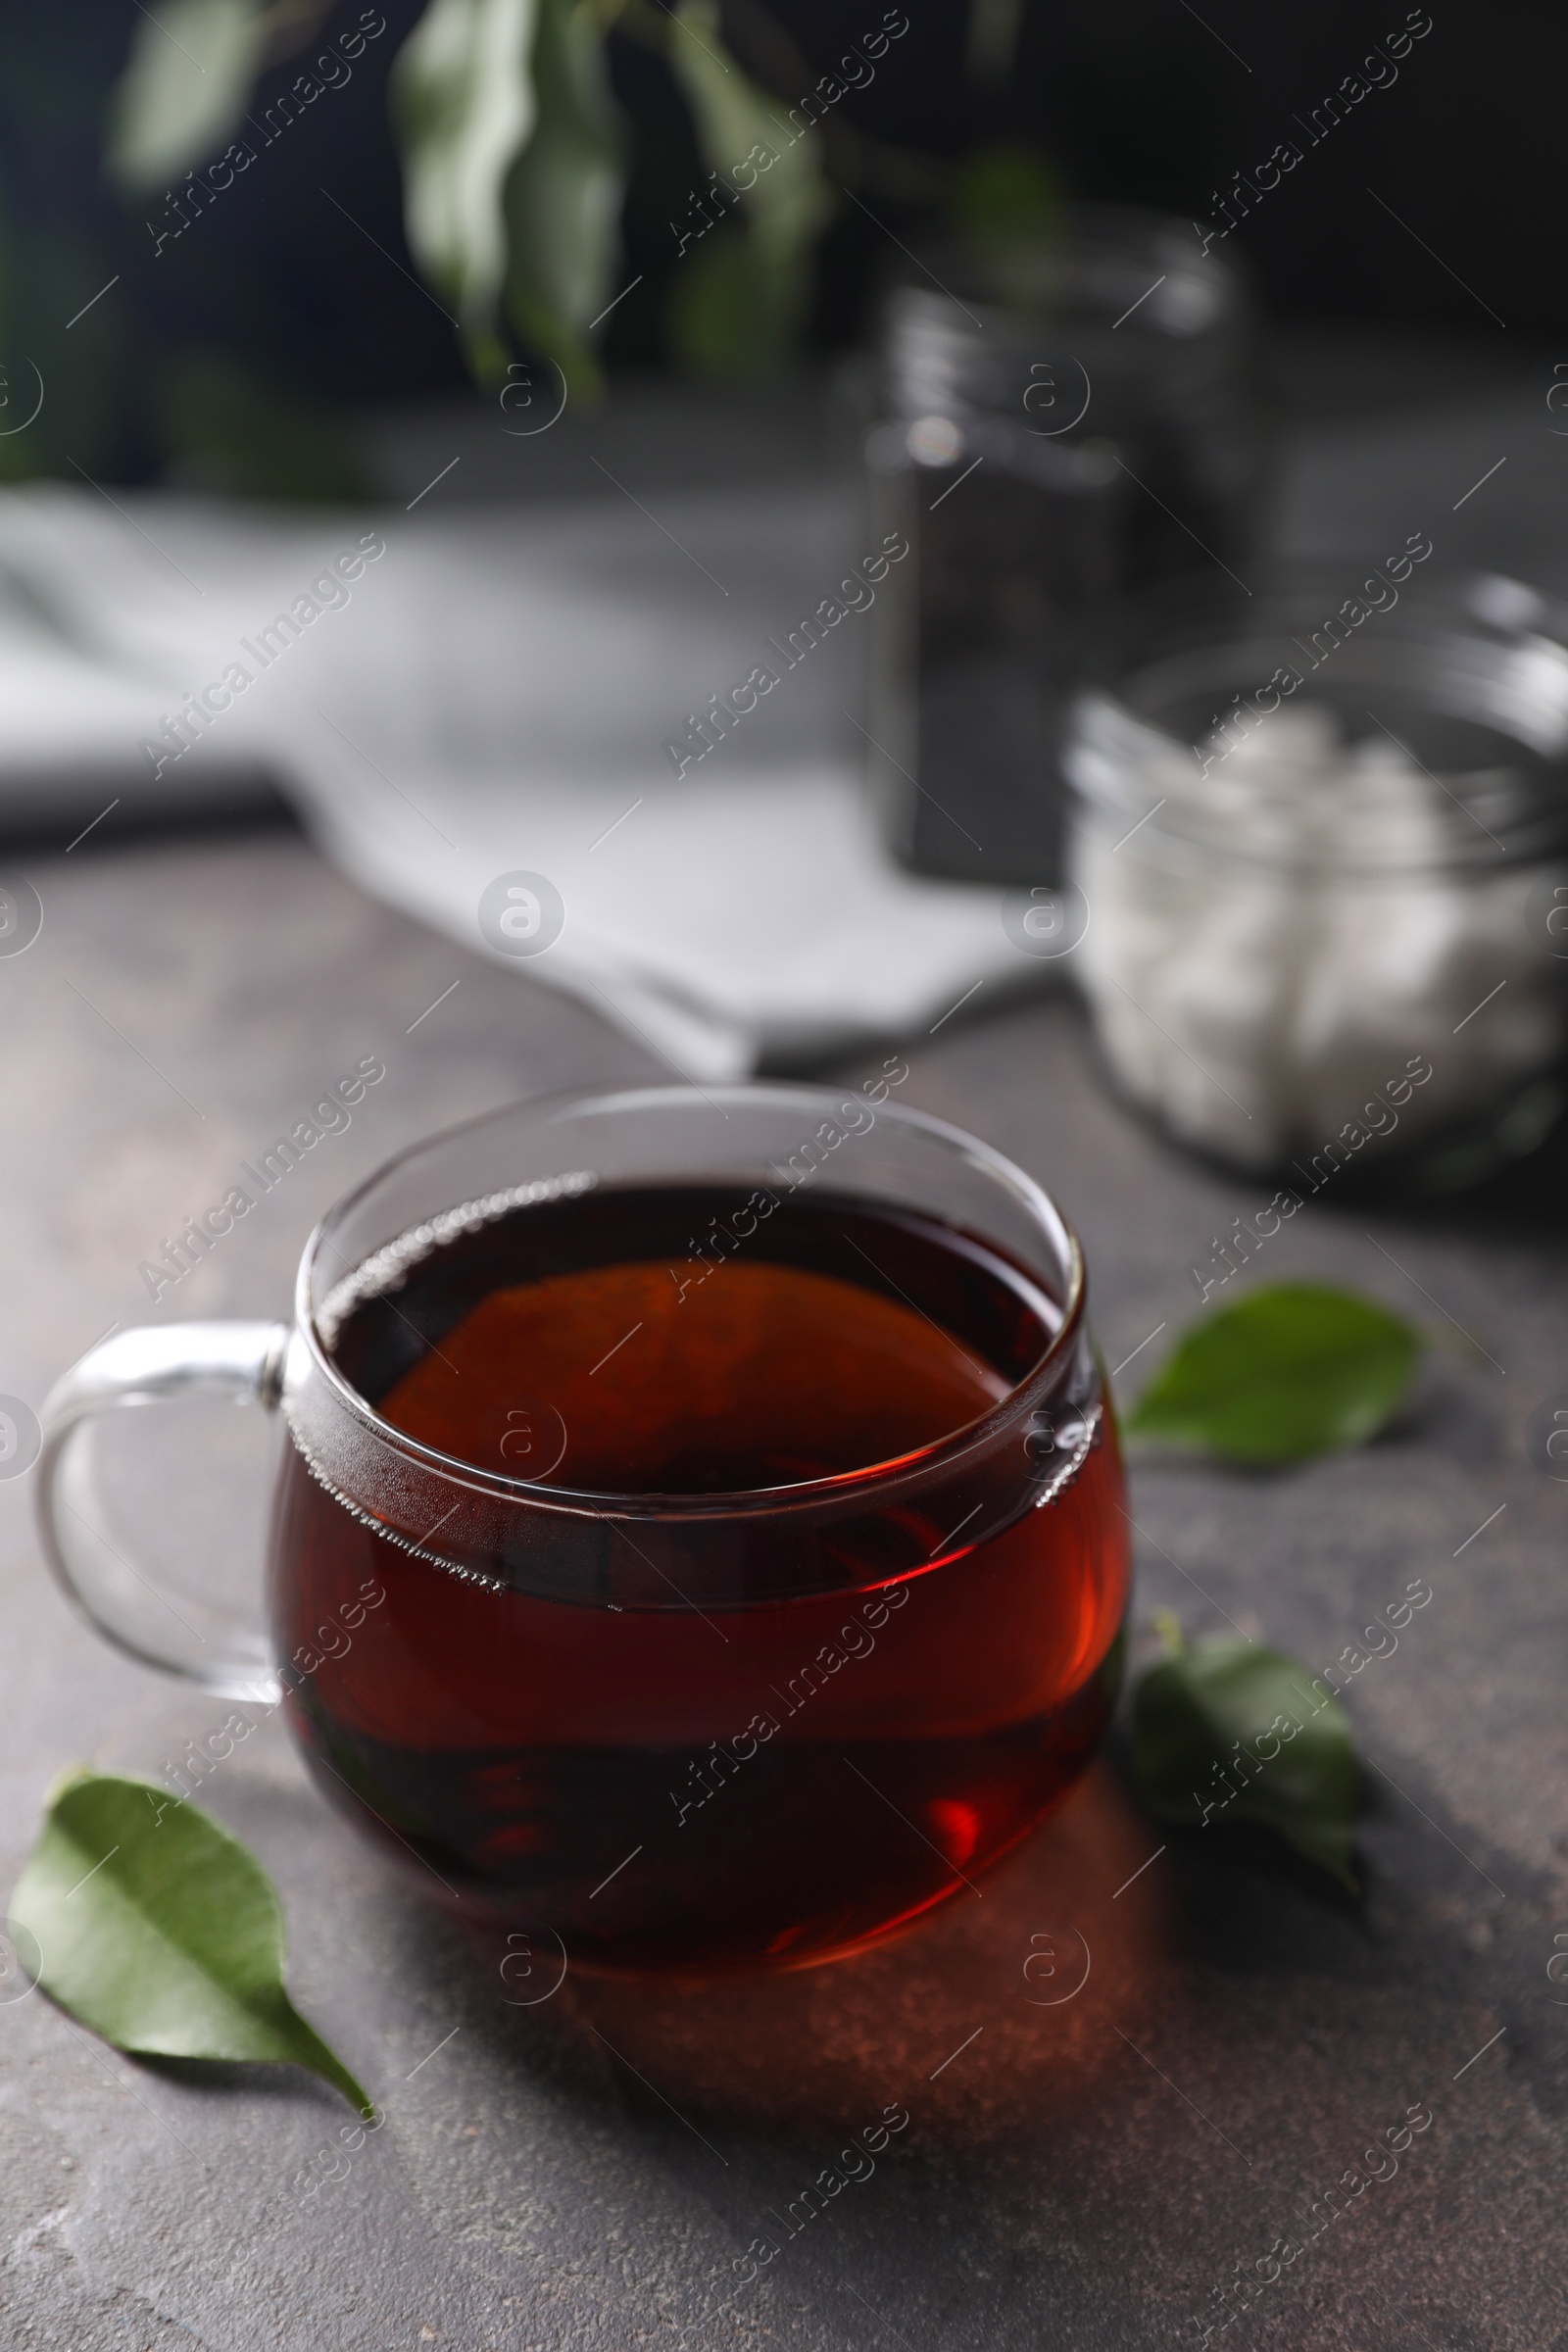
<box><xmin>35</xmin><ymin>1321</ymin><xmax>291</xmax><ymax>1703</ymax></box>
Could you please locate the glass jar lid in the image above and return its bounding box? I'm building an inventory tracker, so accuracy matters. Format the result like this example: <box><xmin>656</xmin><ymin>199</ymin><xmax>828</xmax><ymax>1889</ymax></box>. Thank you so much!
<box><xmin>883</xmin><ymin>203</ymin><xmax>1250</xmax><ymax>428</ymax></box>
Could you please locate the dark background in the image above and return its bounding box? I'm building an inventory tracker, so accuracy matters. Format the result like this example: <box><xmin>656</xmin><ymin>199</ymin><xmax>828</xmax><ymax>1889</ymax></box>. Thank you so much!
<box><xmin>0</xmin><ymin>0</ymin><xmax>1543</xmax><ymax>483</ymax></box>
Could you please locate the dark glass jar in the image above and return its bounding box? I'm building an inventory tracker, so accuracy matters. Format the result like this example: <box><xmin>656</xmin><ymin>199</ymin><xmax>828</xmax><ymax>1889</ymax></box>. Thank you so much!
<box><xmin>864</xmin><ymin>206</ymin><xmax>1261</xmax><ymax>886</ymax></box>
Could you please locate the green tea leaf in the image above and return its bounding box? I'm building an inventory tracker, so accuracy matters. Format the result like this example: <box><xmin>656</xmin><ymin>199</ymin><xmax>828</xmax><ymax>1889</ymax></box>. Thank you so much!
<box><xmin>392</xmin><ymin>0</ymin><xmax>543</xmax><ymax>336</ymax></box>
<box><xmin>664</xmin><ymin>0</ymin><xmax>831</xmax><ymax>381</ymax></box>
<box><xmin>502</xmin><ymin>0</ymin><xmax>624</xmax><ymax>388</ymax></box>
<box><xmin>106</xmin><ymin>0</ymin><xmax>270</xmax><ymax>193</ymax></box>
<box><xmin>1124</xmin><ymin>1283</ymin><xmax>1422</xmax><ymax>1464</ymax></box>
<box><xmin>1129</xmin><ymin>1631</ymin><xmax>1362</xmax><ymax>1889</ymax></box>
<box><xmin>11</xmin><ymin>1769</ymin><xmax>370</xmax><ymax>2114</ymax></box>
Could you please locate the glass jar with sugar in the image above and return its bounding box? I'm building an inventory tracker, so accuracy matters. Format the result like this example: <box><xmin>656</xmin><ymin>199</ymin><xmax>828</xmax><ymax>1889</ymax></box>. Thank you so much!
<box><xmin>1062</xmin><ymin>568</ymin><xmax>1568</xmax><ymax>1193</ymax></box>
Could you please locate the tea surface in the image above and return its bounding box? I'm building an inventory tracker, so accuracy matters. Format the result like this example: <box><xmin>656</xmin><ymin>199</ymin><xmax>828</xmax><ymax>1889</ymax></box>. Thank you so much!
<box><xmin>379</xmin><ymin>1252</ymin><xmax>1012</xmax><ymax>1494</ymax></box>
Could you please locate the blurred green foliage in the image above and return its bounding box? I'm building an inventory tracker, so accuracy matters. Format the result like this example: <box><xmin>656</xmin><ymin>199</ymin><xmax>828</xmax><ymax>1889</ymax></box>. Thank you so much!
<box><xmin>0</xmin><ymin>0</ymin><xmax>1056</xmax><ymax>495</ymax></box>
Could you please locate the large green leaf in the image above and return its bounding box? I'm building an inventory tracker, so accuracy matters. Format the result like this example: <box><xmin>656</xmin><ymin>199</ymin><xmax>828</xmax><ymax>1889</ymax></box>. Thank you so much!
<box><xmin>1124</xmin><ymin>1284</ymin><xmax>1423</xmax><ymax>1465</ymax></box>
<box><xmin>106</xmin><ymin>0</ymin><xmax>270</xmax><ymax>194</ymax></box>
<box><xmin>665</xmin><ymin>0</ymin><xmax>831</xmax><ymax>379</ymax></box>
<box><xmin>11</xmin><ymin>1769</ymin><xmax>371</xmax><ymax>2114</ymax></box>
<box><xmin>502</xmin><ymin>0</ymin><xmax>623</xmax><ymax>386</ymax></box>
<box><xmin>392</xmin><ymin>0</ymin><xmax>543</xmax><ymax>335</ymax></box>
<box><xmin>1129</xmin><ymin>1630</ymin><xmax>1362</xmax><ymax>1888</ymax></box>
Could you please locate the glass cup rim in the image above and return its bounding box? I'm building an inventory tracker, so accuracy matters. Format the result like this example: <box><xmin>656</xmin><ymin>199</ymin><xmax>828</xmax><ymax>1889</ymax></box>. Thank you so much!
<box><xmin>292</xmin><ymin>1079</ymin><xmax>1087</xmax><ymax>1520</ymax></box>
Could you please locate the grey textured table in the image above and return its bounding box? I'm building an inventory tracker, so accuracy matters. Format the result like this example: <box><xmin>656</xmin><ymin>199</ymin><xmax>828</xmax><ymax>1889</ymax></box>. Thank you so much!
<box><xmin>0</xmin><ymin>825</ymin><xmax>1564</xmax><ymax>2351</ymax></box>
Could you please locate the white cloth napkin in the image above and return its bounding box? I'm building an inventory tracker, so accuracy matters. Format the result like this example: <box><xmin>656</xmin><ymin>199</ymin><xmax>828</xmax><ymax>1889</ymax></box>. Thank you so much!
<box><xmin>0</xmin><ymin>482</ymin><xmax>1029</xmax><ymax>1078</ymax></box>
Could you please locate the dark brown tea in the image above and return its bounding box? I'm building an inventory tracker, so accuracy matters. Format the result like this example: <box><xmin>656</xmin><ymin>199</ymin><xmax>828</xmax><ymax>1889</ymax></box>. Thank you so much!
<box><xmin>270</xmin><ymin>1184</ymin><xmax>1128</xmax><ymax>1971</ymax></box>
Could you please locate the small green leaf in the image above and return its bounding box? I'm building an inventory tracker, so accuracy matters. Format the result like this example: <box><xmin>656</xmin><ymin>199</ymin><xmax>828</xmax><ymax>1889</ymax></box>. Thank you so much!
<box><xmin>1124</xmin><ymin>1284</ymin><xmax>1422</xmax><ymax>1464</ymax></box>
<box><xmin>11</xmin><ymin>1769</ymin><xmax>370</xmax><ymax>2114</ymax></box>
<box><xmin>392</xmin><ymin>0</ymin><xmax>543</xmax><ymax>335</ymax></box>
<box><xmin>664</xmin><ymin>0</ymin><xmax>831</xmax><ymax>381</ymax></box>
<box><xmin>502</xmin><ymin>0</ymin><xmax>624</xmax><ymax>389</ymax></box>
<box><xmin>1129</xmin><ymin>1633</ymin><xmax>1362</xmax><ymax>1889</ymax></box>
<box><xmin>106</xmin><ymin>0</ymin><xmax>270</xmax><ymax>194</ymax></box>
<box><xmin>667</xmin><ymin>0</ymin><xmax>832</xmax><ymax>265</ymax></box>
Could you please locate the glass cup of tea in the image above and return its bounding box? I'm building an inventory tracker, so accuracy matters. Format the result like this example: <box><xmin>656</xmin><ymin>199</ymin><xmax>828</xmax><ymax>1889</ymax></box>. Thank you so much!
<box><xmin>35</xmin><ymin>1082</ymin><xmax>1129</xmax><ymax>1974</ymax></box>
